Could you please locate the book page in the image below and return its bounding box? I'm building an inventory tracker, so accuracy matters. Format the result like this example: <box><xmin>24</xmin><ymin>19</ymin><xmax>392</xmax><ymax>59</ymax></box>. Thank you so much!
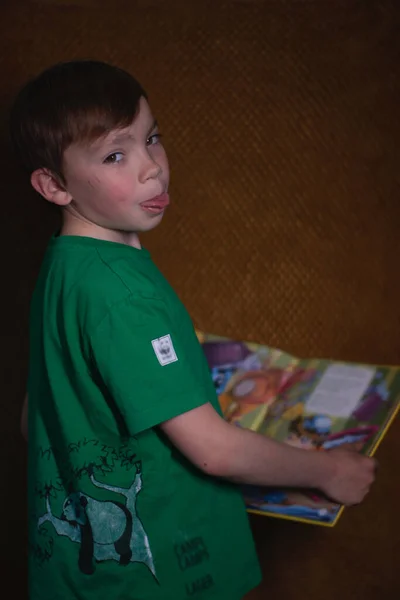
<box><xmin>305</xmin><ymin>364</ymin><xmax>375</xmax><ymax>418</ymax></box>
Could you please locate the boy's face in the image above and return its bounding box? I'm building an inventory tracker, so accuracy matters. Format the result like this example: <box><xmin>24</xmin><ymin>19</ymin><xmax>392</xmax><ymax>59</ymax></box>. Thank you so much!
<box><xmin>61</xmin><ymin>97</ymin><xmax>169</xmax><ymax>247</ymax></box>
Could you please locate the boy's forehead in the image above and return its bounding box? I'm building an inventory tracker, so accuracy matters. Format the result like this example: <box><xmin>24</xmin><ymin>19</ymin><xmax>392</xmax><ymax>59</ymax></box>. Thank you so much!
<box><xmin>76</xmin><ymin>117</ymin><xmax>158</xmax><ymax>155</ymax></box>
<box><xmin>73</xmin><ymin>97</ymin><xmax>157</xmax><ymax>153</ymax></box>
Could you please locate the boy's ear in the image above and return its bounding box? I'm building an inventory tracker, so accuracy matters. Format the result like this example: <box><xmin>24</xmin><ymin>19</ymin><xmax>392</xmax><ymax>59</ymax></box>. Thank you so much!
<box><xmin>30</xmin><ymin>168</ymin><xmax>72</xmax><ymax>207</ymax></box>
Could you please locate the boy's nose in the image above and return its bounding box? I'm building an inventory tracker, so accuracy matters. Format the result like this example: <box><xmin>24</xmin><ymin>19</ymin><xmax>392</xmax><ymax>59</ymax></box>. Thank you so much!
<box><xmin>138</xmin><ymin>155</ymin><xmax>162</xmax><ymax>183</ymax></box>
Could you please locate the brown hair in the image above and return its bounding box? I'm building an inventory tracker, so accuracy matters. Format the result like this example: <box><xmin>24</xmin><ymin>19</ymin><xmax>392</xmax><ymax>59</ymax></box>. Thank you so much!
<box><xmin>9</xmin><ymin>60</ymin><xmax>147</xmax><ymax>184</ymax></box>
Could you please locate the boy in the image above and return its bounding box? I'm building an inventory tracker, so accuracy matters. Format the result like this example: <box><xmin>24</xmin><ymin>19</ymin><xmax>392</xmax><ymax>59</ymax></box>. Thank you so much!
<box><xmin>11</xmin><ymin>60</ymin><xmax>376</xmax><ymax>600</ymax></box>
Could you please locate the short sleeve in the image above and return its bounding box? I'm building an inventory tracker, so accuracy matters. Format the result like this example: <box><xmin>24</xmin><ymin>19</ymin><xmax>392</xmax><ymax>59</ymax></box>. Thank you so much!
<box><xmin>89</xmin><ymin>294</ymin><xmax>212</xmax><ymax>435</ymax></box>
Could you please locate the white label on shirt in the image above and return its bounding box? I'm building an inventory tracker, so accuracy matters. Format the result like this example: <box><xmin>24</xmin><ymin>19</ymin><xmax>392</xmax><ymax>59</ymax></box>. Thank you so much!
<box><xmin>151</xmin><ymin>334</ymin><xmax>178</xmax><ymax>366</ymax></box>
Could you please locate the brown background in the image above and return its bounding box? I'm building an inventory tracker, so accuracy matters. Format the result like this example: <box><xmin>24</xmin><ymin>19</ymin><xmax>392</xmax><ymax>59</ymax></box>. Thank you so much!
<box><xmin>1</xmin><ymin>1</ymin><xmax>399</xmax><ymax>598</ymax></box>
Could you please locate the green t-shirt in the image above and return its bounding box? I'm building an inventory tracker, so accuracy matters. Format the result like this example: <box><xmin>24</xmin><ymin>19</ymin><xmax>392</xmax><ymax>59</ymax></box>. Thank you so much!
<box><xmin>27</xmin><ymin>235</ymin><xmax>261</xmax><ymax>600</ymax></box>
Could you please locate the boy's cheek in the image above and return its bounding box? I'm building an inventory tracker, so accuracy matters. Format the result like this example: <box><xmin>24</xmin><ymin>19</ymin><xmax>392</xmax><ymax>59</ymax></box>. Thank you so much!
<box><xmin>91</xmin><ymin>180</ymin><xmax>133</xmax><ymax>205</ymax></box>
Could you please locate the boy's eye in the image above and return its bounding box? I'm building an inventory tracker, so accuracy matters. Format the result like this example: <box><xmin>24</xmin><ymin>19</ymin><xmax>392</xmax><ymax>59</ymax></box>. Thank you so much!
<box><xmin>147</xmin><ymin>133</ymin><xmax>162</xmax><ymax>146</ymax></box>
<box><xmin>104</xmin><ymin>152</ymin><xmax>123</xmax><ymax>164</ymax></box>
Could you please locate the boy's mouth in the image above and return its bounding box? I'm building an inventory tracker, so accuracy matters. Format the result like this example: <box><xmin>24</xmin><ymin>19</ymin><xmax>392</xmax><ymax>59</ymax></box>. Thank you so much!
<box><xmin>140</xmin><ymin>193</ymin><xmax>170</xmax><ymax>214</ymax></box>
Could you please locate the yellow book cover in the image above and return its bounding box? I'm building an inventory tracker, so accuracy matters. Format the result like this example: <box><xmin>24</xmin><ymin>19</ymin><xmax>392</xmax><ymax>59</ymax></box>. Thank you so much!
<box><xmin>197</xmin><ymin>331</ymin><xmax>400</xmax><ymax>527</ymax></box>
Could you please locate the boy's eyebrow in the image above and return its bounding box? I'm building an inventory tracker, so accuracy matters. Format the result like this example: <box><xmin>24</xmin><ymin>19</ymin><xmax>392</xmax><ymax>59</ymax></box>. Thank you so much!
<box><xmin>148</xmin><ymin>119</ymin><xmax>159</xmax><ymax>134</ymax></box>
<box><xmin>106</xmin><ymin>119</ymin><xmax>159</xmax><ymax>146</ymax></box>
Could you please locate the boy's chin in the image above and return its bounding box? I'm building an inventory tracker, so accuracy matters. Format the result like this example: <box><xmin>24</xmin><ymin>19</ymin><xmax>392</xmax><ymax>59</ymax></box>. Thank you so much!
<box><xmin>137</xmin><ymin>212</ymin><xmax>166</xmax><ymax>230</ymax></box>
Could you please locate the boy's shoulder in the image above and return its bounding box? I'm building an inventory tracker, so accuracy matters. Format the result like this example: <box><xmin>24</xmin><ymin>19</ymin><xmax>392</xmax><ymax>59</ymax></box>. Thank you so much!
<box><xmin>43</xmin><ymin>235</ymin><xmax>159</xmax><ymax>295</ymax></box>
<box><xmin>35</xmin><ymin>236</ymin><xmax>163</xmax><ymax>329</ymax></box>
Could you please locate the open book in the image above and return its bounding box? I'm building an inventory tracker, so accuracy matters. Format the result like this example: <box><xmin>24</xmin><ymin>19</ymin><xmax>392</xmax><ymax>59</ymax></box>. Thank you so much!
<box><xmin>196</xmin><ymin>331</ymin><xmax>400</xmax><ymax>527</ymax></box>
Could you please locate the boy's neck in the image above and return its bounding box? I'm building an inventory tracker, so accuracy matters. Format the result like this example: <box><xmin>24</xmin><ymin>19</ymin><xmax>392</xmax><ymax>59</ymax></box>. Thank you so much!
<box><xmin>60</xmin><ymin>211</ymin><xmax>142</xmax><ymax>249</ymax></box>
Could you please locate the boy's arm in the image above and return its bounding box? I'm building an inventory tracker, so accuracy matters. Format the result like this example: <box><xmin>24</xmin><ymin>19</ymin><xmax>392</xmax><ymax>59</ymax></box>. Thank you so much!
<box><xmin>21</xmin><ymin>393</ymin><xmax>28</xmax><ymax>441</ymax></box>
<box><xmin>159</xmin><ymin>402</ymin><xmax>376</xmax><ymax>506</ymax></box>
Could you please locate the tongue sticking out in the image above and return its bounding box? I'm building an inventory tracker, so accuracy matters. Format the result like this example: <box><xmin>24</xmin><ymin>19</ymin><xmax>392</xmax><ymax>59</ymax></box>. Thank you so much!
<box><xmin>141</xmin><ymin>193</ymin><xmax>169</xmax><ymax>210</ymax></box>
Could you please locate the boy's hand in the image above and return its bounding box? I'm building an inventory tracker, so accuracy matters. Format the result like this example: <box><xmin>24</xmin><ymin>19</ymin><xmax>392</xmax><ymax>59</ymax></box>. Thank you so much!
<box><xmin>320</xmin><ymin>449</ymin><xmax>377</xmax><ymax>506</ymax></box>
